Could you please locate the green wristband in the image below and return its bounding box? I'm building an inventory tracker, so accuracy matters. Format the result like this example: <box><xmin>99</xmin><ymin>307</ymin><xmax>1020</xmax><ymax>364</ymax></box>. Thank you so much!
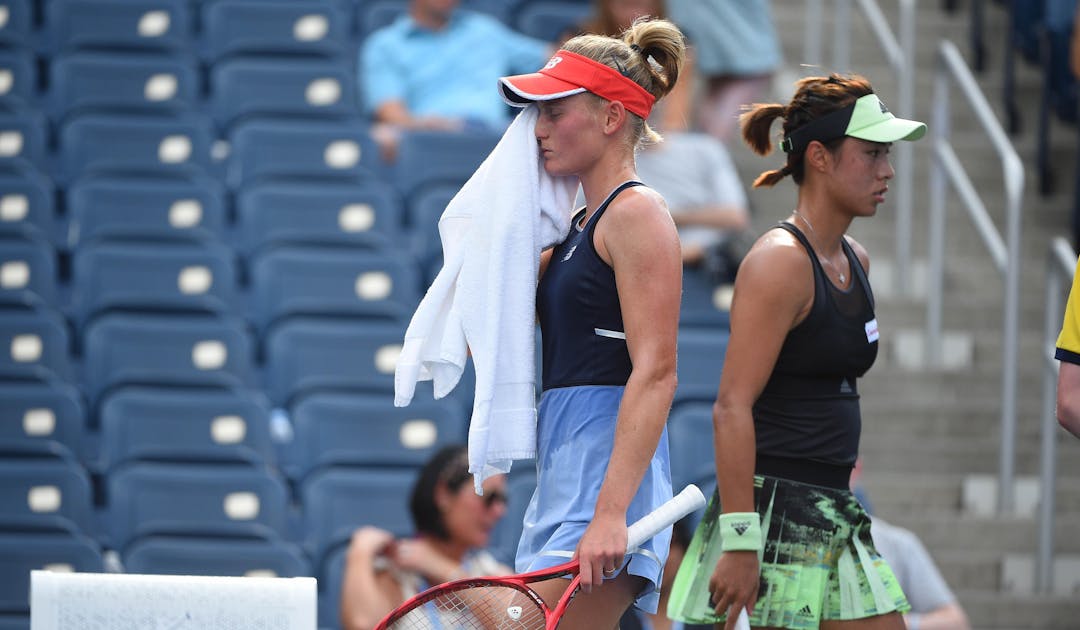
<box><xmin>719</xmin><ymin>512</ymin><xmax>762</xmax><ymax>552</ymax></box>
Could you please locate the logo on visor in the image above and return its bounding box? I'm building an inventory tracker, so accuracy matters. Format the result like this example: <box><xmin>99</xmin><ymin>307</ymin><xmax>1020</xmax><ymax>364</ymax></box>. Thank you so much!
<box><xmin>544</xmin><ymin>56</ymin><xmax>563</xmax><ymax>70</ymax></box>
<box><xmin>879</xmin><ymin>99</ymin><xmax>889</xmax><ymax>114</ymax></box>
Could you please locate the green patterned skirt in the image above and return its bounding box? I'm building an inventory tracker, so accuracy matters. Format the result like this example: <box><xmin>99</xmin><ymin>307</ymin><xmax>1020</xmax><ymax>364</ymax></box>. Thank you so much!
<box><xmin>668</xmin><ymin>475</ymin><xmax>910</xmax><ymax>629</ymax></box>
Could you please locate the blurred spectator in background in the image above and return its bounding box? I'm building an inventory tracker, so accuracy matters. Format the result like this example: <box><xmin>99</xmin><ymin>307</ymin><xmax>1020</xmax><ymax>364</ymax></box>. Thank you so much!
<box><xmin>667</xmin><ymin>0</ymin><xmax>782</xmax><ymax>143</ymax></box>
<box><xmin>360</xmin><ymin>0</ymin><xmax>551</xmax><ymax>158</ymax></box>
<box><xmin>573</xmin><ymin>0</ymin><xmax>695</xmax><ymax>132</ymax></box>
<box><xmin>635</xmin><ymin>130</ymin><xmax>751</xmax><ymax>284</ymax></box>
<box><xmin>851</xmin><ymin>458</ymin><xmax>973</xmax><ymax>630</ymax></box>
<box><xmin>339</xmin><ymin>445</ymin><xmax>510</xmax><ymax>630</ymax></box>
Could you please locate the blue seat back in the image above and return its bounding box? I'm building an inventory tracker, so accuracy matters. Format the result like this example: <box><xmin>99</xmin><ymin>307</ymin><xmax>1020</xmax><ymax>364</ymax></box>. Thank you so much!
<box><xmin>66</xmin><ymin>175</ymin><xmax>226</xmax><ymax>247</ymax></box>
<box><xmin>201</xmin><ymin>0</ymin><xmax>350</xmax><ymax>62</ymax></box>
<box><xmin>59</xmin><ymin>113</ymin><xmax>215</xmax><ymax>182</ymax></box>
<box><xmin>123</xmin><ymin>534</ymin><xmax>311</xmax><ymax>578</ymax></box>
<box><xmin>287</xmin><ymin>391</ymin><xmax>467</xmax><ymax>480</ymax></box>
<box><xmin>49</xmin><ymin>52</ymin><xmax>198</xmax><ymax>122</ymax></box>
<box><xmin>0</xmin><ymin>112</ymin><xmax>47</xmax><ymax>173</ymax></box>
<box><xmin>106</xmin><ymin>461</ymin><xmax>289</xmax><ymax>551</ymax></box>
<box><xmin>0</xmin><ymin>238</ymin><xmax>57</xmax><ymax>307</ymax></box>
<box><xmin>227</xmin><ymin>118</ymin><xmax>384</xmax><ymax>188</ymax></box>
<box><xmin>71</xmin><ymin>241</ymin><xmax>237</xmax><ymax>325</ymax></box>
<box><xmin>513</xmin><ymin>1</ymin><xmax>592</xmax><ymax>41</ymax></box>
<box><xmin>675</xmin><ymin>326</ymin><xmax>730</xmax><ymax>402</ymax></box>
<box><xmin>667</xmin><ymin>401</ymin><xmax>716</xmax><ymax>491</ymax></box>
<box><xmin>0</xmin><ymin>454</ymin><xmax>95</xmax><ymax>535</ymax></box>
<box><xmin>45</xmin><ymin>0</ymin><xmax>192</xmax><ymax>53</ymax></box>
<box><xmin>210</xmin><ymin>57</ymin><xmax>356</xmax><ymax>130</ymax></box>
<box><xmin>0</xmin><ymin>530</ymin><xmax>103</xmax><ymax>614</ymax></box>
<box><xmin>250</xmin><ymin>246</ymin><xmax>420</xmax><ymax>332</ymax></box>
<box><xmin>393</xmin><ymin>129</ymin><xmax>500</xmax><ymax>204</ymax></box>
<box><xmin>0</xmin><ymin>380</ymin><xmax>84</xmax><ymax>460</ymax></box>
<box><xmin>236</xmin><ymin>180</ymin><xmax>401</xmax><ymax>256</ymax></box>
<box><xmin>82</xmin><ymin>313</ymin><xmax>253</xmax><ymax>407</ymax></box>
<box><xmin>263</xmin><ymin>317</ymin><xmax>405</xmax><ymax>406</ymax></box>
<box><xmin>0</xmin><ymin>308</ymin><xmax>69</xmax><ymax>381</ymax></box>
<box><xmin>99</xmin><ymin>386</ymin><xmax>273</xmax><ymax>470</ymax></box>
<box><xmin>0</xmin><ymin>171</ymin><xmax>56</xmax><ymax>244</ymax></box>
<box><xmin>0</xmin><ymin>48</ymin><xmax>37</xmax><ymax>107</ymax></box>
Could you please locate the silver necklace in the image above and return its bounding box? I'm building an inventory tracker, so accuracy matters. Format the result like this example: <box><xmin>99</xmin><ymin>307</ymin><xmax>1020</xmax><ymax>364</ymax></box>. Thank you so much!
<box><xmin>792</xmin><ymin>209</ymin><xmax>846</xmax><ymax>284</ymax></box>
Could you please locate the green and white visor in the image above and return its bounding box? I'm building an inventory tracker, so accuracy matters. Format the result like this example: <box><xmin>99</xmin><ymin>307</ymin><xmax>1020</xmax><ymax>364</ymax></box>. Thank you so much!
<box><xmin>780</xmin><ymin>93</ymin><xmax>926</xmax><ymax>154</ymax></box>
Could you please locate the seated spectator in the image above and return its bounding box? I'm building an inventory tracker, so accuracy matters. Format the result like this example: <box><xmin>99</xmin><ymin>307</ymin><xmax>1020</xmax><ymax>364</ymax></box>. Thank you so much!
<box><xmin>360</xmin><ymin>0</ymin><xmax>551</xmax><ymax>158</ymax></box>
<box><xmin>635</xmin><ymin>130</ymin><xmax>752</xmax><ymax>283</ymax></box>
<box><xmin>339</xmin><ymin>445</ymin><xmax>510</xmax><ymax>630</ymax></box>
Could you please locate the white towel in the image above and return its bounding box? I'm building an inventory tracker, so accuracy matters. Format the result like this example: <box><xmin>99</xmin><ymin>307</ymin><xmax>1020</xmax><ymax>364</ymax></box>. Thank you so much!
<box><xmin>394</xmin><ymin>106</ymin><xmax>578</xmax><ymax>492</ymax></box>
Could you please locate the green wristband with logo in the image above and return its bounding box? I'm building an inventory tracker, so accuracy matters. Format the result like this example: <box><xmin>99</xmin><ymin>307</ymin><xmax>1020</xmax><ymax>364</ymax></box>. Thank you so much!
<box><xmin>719</xmin><ymin>512</ymin><xmax>762</xmax><ymax>552</ymax></box>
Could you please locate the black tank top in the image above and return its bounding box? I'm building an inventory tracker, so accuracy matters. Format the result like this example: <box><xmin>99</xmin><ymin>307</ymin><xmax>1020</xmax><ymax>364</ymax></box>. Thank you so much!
<box><xmin>753</xmin><ymin>221</ymin><xmax>878</xmax><ymax>468</ymax></box>
<box><xmin>537</xmin><ymin>181</ymin><xmax>642</xmax><ymax>390</ymax></box>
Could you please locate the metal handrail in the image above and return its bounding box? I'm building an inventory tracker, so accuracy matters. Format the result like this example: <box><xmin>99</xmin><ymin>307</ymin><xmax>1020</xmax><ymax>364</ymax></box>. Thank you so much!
<box><xmin>1038</xmin><ymin>237</ymin><xmax>1076</xmax><ymax>593</ymax></box>
<box><xmin>804</xmin><ymin>0</ymin><xmax>918</xmax><ymax>295</ymax></box>
<box><xmin>927</xmin><ymin>40</ymin><xmax>1025</xmax><ymax>514</ymax></box>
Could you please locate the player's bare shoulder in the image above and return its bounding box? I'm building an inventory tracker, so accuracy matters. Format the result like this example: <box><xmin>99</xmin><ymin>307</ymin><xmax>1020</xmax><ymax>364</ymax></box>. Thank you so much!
<box><xmin>739</xmin><ymin>226</ymin><xmax>813</xmax><ymax>286</ymax></box>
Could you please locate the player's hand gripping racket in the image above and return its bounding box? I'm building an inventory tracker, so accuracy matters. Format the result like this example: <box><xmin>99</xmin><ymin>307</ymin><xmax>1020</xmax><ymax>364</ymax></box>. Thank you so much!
<box><xmin>375</xmin><ymin>484</ymin><xmax>708</xmax><ymax>630</ymax></box>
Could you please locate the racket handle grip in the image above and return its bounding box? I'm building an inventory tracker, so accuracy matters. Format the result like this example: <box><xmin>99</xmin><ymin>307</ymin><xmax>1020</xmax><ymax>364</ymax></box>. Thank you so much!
<box><xmin>626</xmin><ymin>484</ymin><xmax>707</xmax><ymax>551</ymax></box>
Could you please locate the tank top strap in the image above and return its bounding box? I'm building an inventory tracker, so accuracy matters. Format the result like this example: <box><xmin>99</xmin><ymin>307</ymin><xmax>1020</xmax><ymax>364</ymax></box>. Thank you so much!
<box><xmin>840</xmin><ymin>236</ymin><xmax>875</xmax><ymax>309</ymax></box>
<box><xmin>583</xmin><ymin>180</ymin><xmax>645</xmax><ymax>235</ymax></box>
<box><xmin>774</xmin><ymin>221</ymin><xmax>826</xmax><ymax>279</ymax></box>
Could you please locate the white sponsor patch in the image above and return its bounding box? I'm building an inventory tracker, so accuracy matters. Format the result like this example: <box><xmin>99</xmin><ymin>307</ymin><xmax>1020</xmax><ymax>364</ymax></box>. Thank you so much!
<box><xmin>865</xmin><ymin>318</ymin><xmax>879</xmax><ymax>343</ymax></box>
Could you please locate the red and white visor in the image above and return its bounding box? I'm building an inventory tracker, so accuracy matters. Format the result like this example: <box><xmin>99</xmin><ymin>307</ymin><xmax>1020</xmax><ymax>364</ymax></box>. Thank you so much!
<box><xmin>499</xmin><ymin>50</ymin><xmax>656</xmax><ymax>120</ymax></box>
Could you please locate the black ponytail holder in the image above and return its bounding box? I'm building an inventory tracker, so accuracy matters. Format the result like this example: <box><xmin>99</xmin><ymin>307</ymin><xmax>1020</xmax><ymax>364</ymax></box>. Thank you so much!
<box><xmin>629</xmin><ymin>43</ymin><xmax>643</xmax><ymax>54</ymax></box>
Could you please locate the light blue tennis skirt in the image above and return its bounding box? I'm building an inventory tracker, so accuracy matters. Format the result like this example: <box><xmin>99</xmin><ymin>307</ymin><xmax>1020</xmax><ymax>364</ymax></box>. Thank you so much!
<box><xmin>515</xmin><ymin>385</ymin><xmax>673</xmax><ymax>613</ymax></box>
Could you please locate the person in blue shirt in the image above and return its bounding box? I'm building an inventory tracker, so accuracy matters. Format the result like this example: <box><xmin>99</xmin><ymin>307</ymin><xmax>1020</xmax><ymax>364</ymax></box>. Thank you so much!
<box><xmin>361</xmin><ymin>0</ymin><xmax>551</xmax><ymax>157</ymax></box>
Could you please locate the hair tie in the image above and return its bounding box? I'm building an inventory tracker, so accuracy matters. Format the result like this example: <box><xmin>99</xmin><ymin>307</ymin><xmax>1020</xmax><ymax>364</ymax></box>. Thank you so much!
<box><xmin>629</xmin><ymin>43</ymin><xmax>643</xmax><ymax>54</ymax></box>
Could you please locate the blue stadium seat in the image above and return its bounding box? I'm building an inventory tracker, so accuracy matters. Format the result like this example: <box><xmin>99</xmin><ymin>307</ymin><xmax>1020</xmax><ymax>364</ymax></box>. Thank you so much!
<box><xmin>209</xmin><ymin>57</ymin><xmax>356</xmax><ymax>130</ymax></box>
<box><xmin>227</xmin><ymin>118</ymin><xmax>384</xmax><ymax>189</ymax></box>
<box><xmin>0</xmin><ymin>613</ymin><xmax>28</xmax><ymax>629</ymax></box>
<box><xmin>59</xmin><ymin>113</ymin><xmax>216</xmax><ymax>182</ymax></box>
<box><xmin>675</xmin><ymin>326</ymin><xmax>730</xmax><ymax>404</ymax></box>
<box><xmin>65</xmin><ymin>175</ymin><xmax>226</xmax><ymax>248</ymax></box>
<box><xmin>0</xmin><ymin>111</ymin><xmax>47</xmax><ymax>173</ymax></box>
<box><xmin>0</xmin><ymin>0</ymin><xmax>32</xmax><ymax>49</ymax></box>
<box><xmin>0</xmin><ymin>48</ymin><xmax>37</xmax><ymax>108</ymax></box>
<box><xmin>393</xmin><ymin>129</ymin><xmax>500</xmax><ymax>204</ymax></box>
<box><xmin>0</xmin><ymin>237</ymin><xmax>57</xmax><ymax>307</ymax></box>
<box><xmin>0</xmin><ymin>452</ymin><xmax>95</xmax><ymax>535</ymax></box>
<box><xmin>355</xmin><ymin>0</ymin><xmax>407</xmax><ymax>38</ymax></box>
<box><xmin>0</xmin><ymin>379</ymin><xmax>85</xmax><ymax>460</ymax></box>
<box><xmin>235</xmin><ymin>180</ymin><xmax>401</xmax><ymax>256</ymax></box>
<box><xmin>71</xmin><ymin>240</ymin><xmax>238</xmax><ymax>326</ymax></box>
<box><xmin>48</xmin><ymin>51</ymin><xmax>199</xmax><ymax>122</ymax></box>
<box><xmin>249</xmin><ymin>246</ymin><xmax>421</xmax><ymax>332</ymax></box>
<box><xmin>200</xmin><ymin>0</ymin><xmax>350</xmax><ymax>62</ymax></box>
<box><xmin>106</xmin><ymin>461</ymin><xmax>290</xmax><ymax>551</ymax></box>
<box><xmin>666</xmin><ymin>401</ymin><xmax>715</xmax><ymax>491</ymax></box>
<box><xmin>406</xmin><ymin>182</ymin><xmax>458</xmax><ymax>275</ymax></box>
<box><xmin>82</xmin><ymin>313</ymin><xmax>253</xmax><ymax>408</ymax></box>
<box><xmin>0</xmin><ymin>307</ymin><xmax>70</xmax><ymax>382</ymax></box>
<box><xmin>123</xmin><ymin>534</ymin><xmax>311</xmax><ymax>578</ymax></box>
<box><xmin>263</xmin><ymin>317</ymin><xmax>404</xmax><ymax>406</ymax></box>
<box><xmin>0</xmin><ymin>529</ymin><xmax>104</xmax><ymax>615</ymax></box>
<box><xmin>286</xmin><ymin>391</ymin><xmax>467</xmax><ymax>480</ymax></box>
<box><xmin>680</xmin><ymin>267</ymin><xmax>732</xmax><ymax>329</ymax></box>
<box><xmin>0</xmin><ymin>171</ymin><xmax>56</xmax><ymax>245</ymax></box>
<box><xmin>98</xmin><ymin>386</ymin><xmax>273</xmax><ymax>470</ymax></box>
<box><xmin>300</xmin><ymin>466</ymin><xmax>415</xmax><ymax>561</ymax></box>
<box><xmin>317</xmin><ymin>542</ymin><xmax>348</xmax><ymax>630</ymax></box>
<box><xmin>44</xmin><ymin>0</ymin><xmax>192</xmax><ymax>53</ymax></box>
<box><xmin>513</xmin><ymin>0</ymin><xmax>593</xmax><ymax>41</ymax></box>
<box><xmin>488</xmin><ymin>464</ymin><xmax>536</xmax><ymax>566</ymax></box>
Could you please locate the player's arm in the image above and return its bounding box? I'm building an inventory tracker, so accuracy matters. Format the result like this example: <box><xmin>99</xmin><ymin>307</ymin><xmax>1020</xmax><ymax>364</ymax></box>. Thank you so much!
<box><xmin>1057</xmin><ymin>361</ymin><xmax>1080</xmax><ymax>438</ymax></box>
<box><xmin>709</xmin><ymin>232</ymin><xmax>813</xmax><ymax>627</ymax></box>
<box><xmin>576</xmin><ymin>188</ymin><xmax>682</xmax><ymax>590</ymax></box>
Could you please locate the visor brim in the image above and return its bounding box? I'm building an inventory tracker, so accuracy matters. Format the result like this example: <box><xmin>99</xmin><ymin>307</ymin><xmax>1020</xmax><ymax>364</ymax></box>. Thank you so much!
<box><xmin>847</xmin><ymin>117</ymin><xmax>927</xmax><ymax>144</ymax></box>
<box><xmin>499</xmin><ymin>74</ymin><xmax>588</xmax><ymax>107</ymax></box>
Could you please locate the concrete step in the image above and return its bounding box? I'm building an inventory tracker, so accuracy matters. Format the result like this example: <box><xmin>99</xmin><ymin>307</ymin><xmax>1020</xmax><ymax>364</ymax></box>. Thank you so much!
<box><xmin>861</xmin><ymin>472</ymin><xmax>1080</xmax><ymax>516</ymax></box>
<box><xmin>858</xmin><ymin>436</ymin><xmax>1080</xmax><ymax>477</ymax></box>
<box><xmin>887</xmin><ymin>514</ymin><xmax>1080</xmax><ymax>555</ymax></box>
<box><xmin>956</xmin><ymin>589</ymin><xmax>1080</xmax><ymax>629</ymax></box>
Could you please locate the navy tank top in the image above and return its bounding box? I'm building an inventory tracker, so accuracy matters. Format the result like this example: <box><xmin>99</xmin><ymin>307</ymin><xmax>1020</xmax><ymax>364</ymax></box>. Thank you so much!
<box><xmin>537</xmin><ymin>181</ymin><xmax>642</xmax><ymax>391</ymax></box>
<box><xmin>753</xmin><ymin>221</ymin><xmax>879</xmax><ymax>467</ymax></box>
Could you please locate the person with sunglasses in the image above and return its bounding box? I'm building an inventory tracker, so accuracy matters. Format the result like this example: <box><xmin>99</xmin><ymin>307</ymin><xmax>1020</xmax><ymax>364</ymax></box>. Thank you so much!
<box><xmin>339</xmin><ymin>445</ymin><xmax>510</xmax><ymax>630</ymax></box>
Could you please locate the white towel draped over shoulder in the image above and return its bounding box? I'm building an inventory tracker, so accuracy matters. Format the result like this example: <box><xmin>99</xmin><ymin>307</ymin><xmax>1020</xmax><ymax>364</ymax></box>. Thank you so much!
<box><xmin>393</xmin><ymin>106</ymin><xmax>578</xmax><ymax>493</ymax></box>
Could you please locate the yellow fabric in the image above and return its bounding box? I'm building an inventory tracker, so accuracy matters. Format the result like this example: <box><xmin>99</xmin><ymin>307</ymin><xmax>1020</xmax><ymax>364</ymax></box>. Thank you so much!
<box><xmin>1057</xmin><ymin>258</ymin><xmax>1080</xmax><ymax>360</ymax></box>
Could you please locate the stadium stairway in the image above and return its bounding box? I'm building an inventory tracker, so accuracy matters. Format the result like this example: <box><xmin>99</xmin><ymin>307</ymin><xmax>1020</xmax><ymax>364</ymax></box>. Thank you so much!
<box><xmin>722</xmin><ymin>2</ymin><xmax>1080</xmax><ymax>628</ymax></box>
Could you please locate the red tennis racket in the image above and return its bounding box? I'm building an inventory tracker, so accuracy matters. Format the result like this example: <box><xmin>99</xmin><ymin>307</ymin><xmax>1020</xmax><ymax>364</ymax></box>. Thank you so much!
<box><xmin>375</xmin><ymin>484</ymin><xmax>707</xmax><ymax>630</ymax></box>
